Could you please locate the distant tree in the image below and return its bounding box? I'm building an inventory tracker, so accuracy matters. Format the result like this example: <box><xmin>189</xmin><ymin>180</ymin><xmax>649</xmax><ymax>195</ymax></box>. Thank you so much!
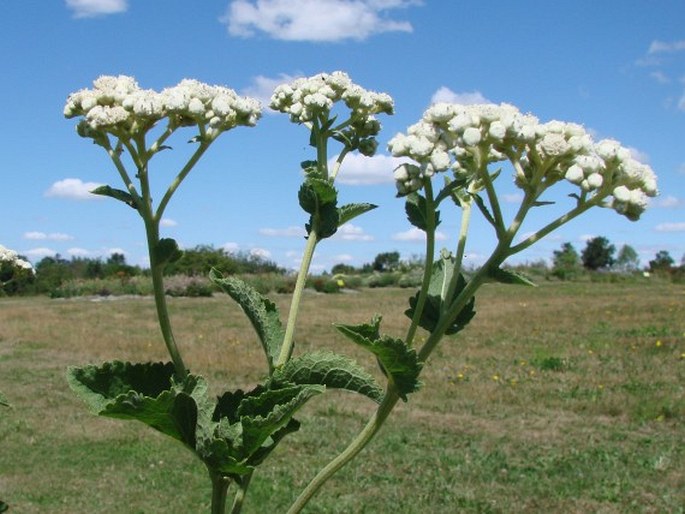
<box><xmin>581</xmin><ymin>236</ymin><xmax>615</xmax><ymax>270</ymax></box>
<box><xmin>552</xmin><ymin>242</ymin><xmax>581</xmax><ymax>280</ymax></box>
<box><xmin>648</xmin><ymin>250</ymin><xmax>674</xmax><ymax>273</ymax></box>
<box><xmin>614</xmin><ymin>244</ymin><xmax>640</xmax><ymax>272</ymax></box>
<box><xmin>372</xmin><ymin>251</ymin><xmax>400</xmax><ymax>272</ymax></box>
<box><xmin>331</xmin><ymin>263</ymin><xmax>357</xmax><ymax>275</ymax></box>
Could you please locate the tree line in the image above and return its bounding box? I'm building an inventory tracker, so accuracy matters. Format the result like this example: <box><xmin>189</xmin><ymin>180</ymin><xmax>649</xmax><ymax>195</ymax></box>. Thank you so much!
<box><xmin>1</xmin><ymin>238</ymin><xmax>683</xmax><ymax>297</ymax></box>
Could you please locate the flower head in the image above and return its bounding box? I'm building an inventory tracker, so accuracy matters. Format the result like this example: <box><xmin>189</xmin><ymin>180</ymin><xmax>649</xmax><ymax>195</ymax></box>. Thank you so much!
<box><xmin>65</xmin><ymin>75</ymin><xmax>262</xmax><ymax>141</ymax></box>
<box><xmin>0</xmin><ymin>244</ymin><xmax>33</xmax><ymax>273</ymax></box>
<box><xmin>270</xmin><ymin>71</ymin><xmax>394</xmax><ymax>124</ymax></box>
<box><xmin>388</xmin><ymin>102</ymin><xmax>658</xmax><ymax>219</ymax></box>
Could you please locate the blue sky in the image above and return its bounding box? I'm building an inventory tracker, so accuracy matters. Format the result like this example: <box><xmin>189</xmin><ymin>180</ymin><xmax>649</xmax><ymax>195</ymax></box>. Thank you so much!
<box><xmin>2</xmin><ymin>1</ymin><xmax>684</xmax><ymax>272</ymax></box>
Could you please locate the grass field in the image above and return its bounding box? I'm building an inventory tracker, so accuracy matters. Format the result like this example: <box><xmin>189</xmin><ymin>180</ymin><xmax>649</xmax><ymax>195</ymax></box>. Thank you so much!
<box><xmin>0</xmin><ymin>281</ymin><xmax>683</xmax><ymax>513</ymax></box>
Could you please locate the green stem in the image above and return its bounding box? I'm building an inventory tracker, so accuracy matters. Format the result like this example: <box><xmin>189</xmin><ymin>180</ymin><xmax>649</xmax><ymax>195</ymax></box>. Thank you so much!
<box><xmin>145</xmin><ymin>216</ymin><xmax>188</xmax><ymax>378</ymax></box>
<box><xmin>276</xmin><ymin>229</ymin><xmax>319</xmax><ymax>367</ymax></box>
<box><xmin>230</xmin><ymin>472</ymin><xmax>253</xmax><ymax>514</ymax></box>
<box><xmin>210</xmin><ymin>472</ymin><xmax>231</xmax><ymax>514</ymax></box>
<box><xmin>405</xmin><ymin>180</ymin><xmax>436</xmax><ymax>346</ymax></box>
<box><xmin>286</xmin><ymin>388</ymin><xmax>401</xmax><ymax>514</ymax></box>
<box><xmin>328</xmin><ymin>147</ymin><xmax>350</xmax><ymax>182</ymax></box>
<box><xmin>156</xmin><ymin>140</ymin><xmax>212</xmax><ymax>222</ymax></box>
<box><xmin>441</xmin><ymin>194</ymin><xmax>473</xmax><ymax>314</ymax></box>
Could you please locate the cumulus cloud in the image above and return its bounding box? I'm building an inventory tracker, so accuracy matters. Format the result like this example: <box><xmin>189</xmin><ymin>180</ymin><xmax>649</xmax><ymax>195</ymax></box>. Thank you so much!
<box><xmin>259</xmin><ymin>226</ymin><xmax>307</xmax><ymax>237</ymax></box>
<box><xmin>430</xmin><ymin>87</ymin><xmax>490</xmax><ymax>105</ymax></box>
<box><xmin>250</xmin><ymin>247</ymin><xmax>272</xmax><ymax>259</ymax></box>
<box><xmin>243</xmin><ymin>73</ymin><xmax>301</xmax><ymax>111</ymax></box>
<box><xmin>653</xmin><ymin>195</ymin><xmax>684</xmax><ymax>208</ymax></box>
<box><xmin>334</xmin><ymin>224</ymin><xmax>373</xmax><ymax>241</ymax></box>
<box><xmin>160</xmin><ymin>218</ymin><xmax>178</xmax><ymax>227</ymax></box>
<box><xmin>24</xmin><ymin>247</ymin><xmax>57</xmax><ymax>259</ymax></box>
<box><xmin>628</xmin><ymin>147</ymin><xmax>650</xmax><ymax>164</ymax></box>
<box><xmin>655</xmin><ymin>222</ymin><xmax>685</xmax><ymax>232</ymax></box>
<box><xmin>23</xmin><ymin>231</ymin><xmax>74</xmax><ymax>241</ymax></box>
<box><xmin>502</xmin><ymin>193</ymin><xmax>523</xmax><ymax>204</ymax></box>
<box><xmin>333</xmin><ymin>153</ymin><xmax>402</xmax><ymax>185</ymax></box>
<box><xmin>392</xmin><ymin>227</ymin><xmax>446</xmax><ymax>242</ymax></box>
<box><xmin>67</xmin><ymin>247</ymin><xmax>91</xmax><ymax>257</ymax></box>
<box><xmin>222</xmin><ymin>0</ymin><xmax>419</xmax><ymax>42</ymax></box>
<box><xmin>45</xmin><ymin>178</ymin><xmax>104</xmax><ymax>200</ymax></box>
<box><xmin>222</xmin><ymin>242</ymin><xmax>240</xmax><ymax>253</ymax></box>
<box><xmin>648</xmin><ymin>39</ymin><xmax>685</xmax><ymax>54</ymax></box>
<box><xmin>66</xmin><ymin>0</ymin><xmax>128</xmax><ymax>18</ymax></box>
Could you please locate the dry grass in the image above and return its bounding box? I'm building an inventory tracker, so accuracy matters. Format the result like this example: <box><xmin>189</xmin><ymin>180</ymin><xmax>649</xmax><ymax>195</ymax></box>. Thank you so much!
<box><xmin>0</xmin><ymin>281</ymin><xmax>683</xmax><ymax>513</ymax></box>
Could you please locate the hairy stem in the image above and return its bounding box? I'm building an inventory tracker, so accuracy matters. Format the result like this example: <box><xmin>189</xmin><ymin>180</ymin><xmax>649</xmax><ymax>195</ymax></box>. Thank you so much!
<box><xmin>210</xmin><ymin>473</ymin><xmax>230</xmax><ymax>514</ymax></box>
<box><xmin>230</xmin><ymin>472</ymin><xmax>253</xmax><ymax>514</ymax></box>
<box><xmin>277</xmin><ymin>229</ymin><xmax>318</xmax><ymax>367</ymax></box>
<box><xmin>405</xmin><ymin>181</ymin><xmax>436</xmax><ymax>346</ymax></box>
<box><xmin>286</xmin><ymin>388</ymin><xmax>400</xmax><ymax>514</ymax></box>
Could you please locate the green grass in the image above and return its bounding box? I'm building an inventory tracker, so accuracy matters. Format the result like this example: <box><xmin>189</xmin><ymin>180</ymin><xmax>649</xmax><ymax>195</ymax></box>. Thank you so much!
<box><xmin>1</xmin><ymin>281</ymin><xmax>684</xmax><ymax>512</ymax></box>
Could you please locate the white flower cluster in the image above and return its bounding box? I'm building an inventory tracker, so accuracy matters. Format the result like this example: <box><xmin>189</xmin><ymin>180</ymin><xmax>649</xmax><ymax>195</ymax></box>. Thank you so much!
<box><xmin>270</xmin><ymin>71</ymin><xmax>394</xmax><ymax>125</ymax></box>
<box><xmin>64</xmin><ymin>75</ymin><xmax>262</xmax><ymax>140</ymax></box>
<box><xmin>388</xmin><ymin>103</ymin><xmax>658</xmax><ymax>220</ymax></box>
<box><xmin>0</xmin><ymin>244</ymin><xmax>33</xmax><ymax>273</ymax></box>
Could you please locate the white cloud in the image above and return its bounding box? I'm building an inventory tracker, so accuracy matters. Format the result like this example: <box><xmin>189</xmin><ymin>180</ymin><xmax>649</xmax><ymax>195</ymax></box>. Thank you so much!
<box><xmin>392</xmin><ymin>227</ymin><xmax>446</xmax><ymax>242</ymax></box>
<box><xmin>332</xmin><ymin>253</ymin><xmax>354</xmax><ymax>262</ymax></box>
<box><xmin>45</xmin><ymin>178</ymin><xmax>104</xmax><ymax>200</ymax></box>
<box><xmin>655</xmin><ymin>222</ymin><xmax>685</xmax><ymax>232</ymax></box>
<box><xmin>628</xmin><ymin>147</ymin><xmax>650</xmax><ymax>164</ymax></box>
<box><xmin>67</xmin><ymin>247</ymin><xmax>91</xmax><ymax>257</ymax></box>
<box><xmin>243</xmin><ymin>73</ymin><xmax>301</xmax><ymax>111</ymax></box>
<box><xmin>654</xmin><ymin>195</ymin><xmax>684</xmax><ymax>208</ymax></box>
<box><xmin>24</xmin><ymin>247</ymin><xmax>57</xmax><ymax>259</ymax></box>
<box><xmin>66</xmin><ymin>0</ymin><xmax>128</xmax><ymax>18</ymax></box>
<box><xmin>259</xmin><ymin>226</ymin><xmax>307</xmax><ymax>237</ymax></box>
<box><xmin>502</xmin><ymin>193</ymin><xmax>523</xmax><ymax>204</ymax></box>
<box><xmin>649</xmin><ymin>71</ymin><xmax>670</xmax><ymax>84</ymax></box>
<box><xmin>648</xmin><ymin>39</ymin><xmax>685</xmax><ymax>54</ymax></box>
<box><xmin>23</xmin><ymin>231</ymin><xmax>74</xmax><ymax>241</ymax></box>
<box><xmin>334</xmin><ymin>224</ymin><xmax>373</xmax><ymax>241</ymax></box>
<box><xmin>160</xmin><ymin>218</ymin><xmax>178</xmax><ymax>227</ymax></box>
<box><xmin>222</xmin><ymin>0</ymin><xmax>419</xmax><ymax>42</ymax></box>
<box><xmin>250</xmin><ymin>247</ymin><xmax>272</xmax><ymax>259</ymax></box>
<box><xmin>430</xmin><ymin>87</ymin><xmax>490</xmax><ymax>105</ymax></box>
<box><xmin>222</xmin><ymin>242</ymin><xmax>240</xmax><ymax>253</ymax></box>
<box><xmin>333</xmin><ymin>153</ymin><xmax>402</xmax><ymax>185</ymax></box>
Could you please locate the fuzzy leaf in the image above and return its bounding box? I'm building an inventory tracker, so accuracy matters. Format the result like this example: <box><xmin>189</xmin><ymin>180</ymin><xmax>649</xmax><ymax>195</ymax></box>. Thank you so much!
<box><xmin>66</xmin><ymin>361</ymin><xmax>206</xmax><ymax>448</ymax></box>
<box><xmin>405</xmin><ymin>253</ymin><xmax>476</xmax><ymax>336</ymax></box>
<box><xmin>488</xmin><ymin>267</ymin><xmax>537</xmax><ymax>287</ymax></box>
<box><xmin>271</xmin><ymin>351</ymin><xmax>384</xmax><ymax>403</ymax></box>
<box><xmin>434</xmin><ymin>176</ymin><xmax>469</xmax><ymax>206</ymax></box>
<box><xmin>338</xmin><ymin>203</ymin><xmax>377</xmax><ymax>227</ymax></box>
<box><xmin>405</xmin><ymin>193</ymin><xmax>441</xmax><ymax>231</ymax></box>
<box><xmin>91</xmin><ymin>185</ymin><xmax>137</xmax><ymax>209</ymax></box>
<box><xmin>0</xmin><ymin>392</ymin><xmax>9</xmax><ymax>407</ymax></box>
<box><xmin>472</xmin><ymin>194</ymin><xmax>497</xmax><ymax>228</ymax></box>
<box><xmin>334</xmin><ymin>319</ymin><xmax>421</xmax><ymax>401</ymax></box>
<box><xmin>238</xmin><ymin>384</ymin><xmax>324</xmax><ymax>456</ymax></box>
<box><xmin>209</xmin><ymin>269</ymin><xmax>283</xmax><ymax>373</ymax></box>
<box><xmin>299</xmin><ymin>178</ymin><xmax>339</xmax><ymax>239</ymax></box>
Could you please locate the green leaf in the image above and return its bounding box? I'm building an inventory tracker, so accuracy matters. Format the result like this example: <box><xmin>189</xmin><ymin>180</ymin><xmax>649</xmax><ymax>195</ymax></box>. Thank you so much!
<box><xmin>337</xmin><ymin>203</ymin><xmax>377</xmax><ymax>227</ymax></box>
<box><xmin>334</xmin><ymin>318</ymin><xmax>421</xmax><ymax>401</ymax></box>
<box><xmin>271</xmin><ymin>351</ymin><xmax>384</xmax><ymax>403</ymax></box>
<box><xmin>66</xmin><ymin>361</ymin><xmax>206</xmax><ymax>449</ymax></box>
<box><xmin>405</xmin><ymin>252</ymin><xmax>476</xmax><ymax>336</ymax></box>
<box><xmin>471</xmin><ymin>194</ymin><xmax>497</xmax><ymax>228</ymax></box>
<box><xmin>154</xmin><ymin>238</ymin><xmax>182</xmax><ymax>267</ymax></box>
<box><xmin>299</xmin><ymin>178</ymin><xmax>339</xmax><ymax>239</ymax></box>
<box><xmin>209</xmin><ymin>269</ymin><xmax>284</xmax><ymax>373</ymax></box>
<box><xmin>488</xmin><ymin>267</ymin><xmax>537</xmax><ymax>287</ymax></box>
<box><xmin>238</xmin><ymin>384</ymin><xmax>324</xmax><ymax>457</ymax></box>
<box><xmin>434</xmin><ymin>176</ymin><xmax>469</xmax><ymax>206</ymax></box>
<box><xmin>405</xmin><ymin>193</ymin><xmax>440</xmax><ymax>231</ymax></box>
<box><xmin>0</xmin><ymin>392</ymin><xmax>9</xmax><ymax>407</ymax></box>
<box><xmin>91</xmin><ymin>185</ymin><xmax>137</xmax><ymax>209</ymax></box>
